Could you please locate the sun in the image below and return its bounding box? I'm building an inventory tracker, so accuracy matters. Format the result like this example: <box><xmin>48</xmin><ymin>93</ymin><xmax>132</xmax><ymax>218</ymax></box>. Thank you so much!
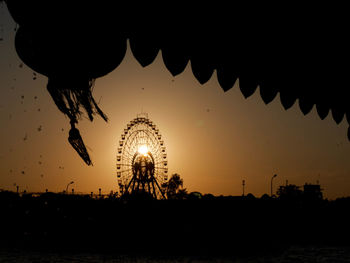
<box><xmin>138</xmin><ymin>145</ymin><xmax>149</xmax><ymax>156</ymax></box>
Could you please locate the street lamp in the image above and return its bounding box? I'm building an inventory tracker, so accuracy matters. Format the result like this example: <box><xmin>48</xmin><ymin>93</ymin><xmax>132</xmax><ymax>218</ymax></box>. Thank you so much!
<box><xmin>271</xmin><ymin>174</ymin><xmax>277</xmax><ymax>197</ymax></box>
<box><xmin>242</xmin><ymin>180</ymin><xmax>245</xmax><ymax>197</ymax></box>
<box><xmin>66</xmin><ymin>181</ymin><xmax>74</xmax><ymax>194</ymax></box>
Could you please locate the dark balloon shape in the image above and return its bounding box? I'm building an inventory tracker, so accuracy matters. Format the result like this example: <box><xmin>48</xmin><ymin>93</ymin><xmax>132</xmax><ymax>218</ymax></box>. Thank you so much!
<box><xmin>15</xmin><ymin>27</ymin><xmax>127</xmax><ymax>78</ymax></box>
<box><xmin>239</xmin><ymin>76</ymin><xmax>259</xmax><ymax>99</ymax></box>
<box><xmin>299</xmin><ymin>97</ymin><xmax>314</xmax><ymax>116</ymax></box>
<box><xmin>130</xmin><ymin>35</ymin><xmax>160</xmax><ymax>68</ymax></box>
<box><xmin>217</xmin><ymin>66</ymin><xmax>238</xmax><ymax>92</ymax></box>
<box><xmin>191</xmin><ymin>60</ymin><xmax>214</xmax><ymax>85</ymax></box>
<box><xmin>190</xmin><ymin>47</ymin><xmax>215</xmax><ymax>85</ymax></box>
<box><xmin>316</xmin><ymin>103</ymin><xmax>330</xmax><ymax>120</ymax></box>
<box><xmin>332</xmin><ymin>108</ymin><xmax>345</xmax><ymax>125</ymax></box>
<box><xmin>259</xmin><ymin>81</ymin><xmax>278</xmax><ymax>105</ymax></box>
<box><xmin>280</xmin><ymin>90</ymin><xmax>297</xmax><ymax>110</ymax></box>
<box><xmin>162</xmin><ymin>45</ymin><xmax>189</xmax><ymax>77</ymax></box>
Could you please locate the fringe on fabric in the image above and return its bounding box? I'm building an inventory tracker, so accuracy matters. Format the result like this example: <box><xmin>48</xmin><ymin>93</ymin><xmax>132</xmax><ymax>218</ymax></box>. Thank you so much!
<box><xmin>47</xmin><ymin>77</ymin><xmax>108</xmax><ymax>165</ymax></box>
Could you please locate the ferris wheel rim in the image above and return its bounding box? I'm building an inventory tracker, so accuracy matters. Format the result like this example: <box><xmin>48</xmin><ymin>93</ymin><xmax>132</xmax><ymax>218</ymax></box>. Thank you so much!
<box><xmin>116</xmin><ymin>114</ymin><xmax>168</xmax><ymax>199</ymax></box>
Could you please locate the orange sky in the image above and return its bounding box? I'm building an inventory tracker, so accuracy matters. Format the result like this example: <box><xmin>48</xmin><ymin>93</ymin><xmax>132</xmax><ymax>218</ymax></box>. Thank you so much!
<box><xmin>1</xmin><ymin>6</ymin><xmax>350</xmax><ymax>199</ymax></box>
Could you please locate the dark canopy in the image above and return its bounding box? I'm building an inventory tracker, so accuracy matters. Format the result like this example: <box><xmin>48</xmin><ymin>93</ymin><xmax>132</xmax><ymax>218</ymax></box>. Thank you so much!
<box><xmin>4</xmin><ymin>0</ymin><xmax>350</xmax><ymax>164</ymax></box>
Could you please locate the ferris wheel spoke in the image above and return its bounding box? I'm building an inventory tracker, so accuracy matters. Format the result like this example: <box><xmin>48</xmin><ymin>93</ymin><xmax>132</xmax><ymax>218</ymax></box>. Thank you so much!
<box><xmin>154</xmin><ymin>166</ymin><xmax>167</xmax><ymax>169</ymax></box>
<box><xmin>122</xmin><ymin>151</ymin><xmax>134</xmax><ymax>157</ymax></box>
<box><xmin>122</xmin><ymin>172</ymin><xmax>133</xmax><ymax>177</ymax></box>
<box><xmin>122</xmin><ymin>150</ymin><xmax>135</xmax><ymax>159</ymax></box>
<box><xmin>154</xmin><ymin>161</ymin><xmax>166</xmax><ymax>166</ymax></box>
<box><xmin>154</xmin><ymin>158</ymin><xmax>166</xmax><ymax>162</ymax></box>
<box><xmin>119</xmin><ymin>170</ymin><xmax>133</xmax><ymax>174</ymax></box>
<box><xmin>152</xmin><ymin>142</ymin><xmax>163</xmax><ymax>154</ymax></box>
<box><xmin>154</xmin><ymin>159</ymin><xmax>167</xmax><ymax>165</ymax></box>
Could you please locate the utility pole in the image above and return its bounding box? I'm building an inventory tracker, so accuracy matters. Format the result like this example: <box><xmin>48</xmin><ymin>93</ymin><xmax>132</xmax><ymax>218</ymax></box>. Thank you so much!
<box><xmin>242</xmin><ymin>180</ymin><xmax>245</xmax><ymax>196</ymax></box>
<box><xmin>271</xmin><ymin>174</ymin><xmax>277</xmax><ymax>197</ymax></box>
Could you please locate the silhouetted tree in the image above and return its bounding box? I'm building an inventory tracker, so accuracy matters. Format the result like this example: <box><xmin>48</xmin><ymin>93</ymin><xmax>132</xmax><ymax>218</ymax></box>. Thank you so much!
<box><xmin>178</xmin><ymin>189</ymin><xmax>190</xmax><ymax>199</ymax></box>
<box><xmin>202</xmin><ymin>193</ymin><xmax>215</xmax><ymax>200</ymax></box>
<box><xmin>162</xmin><ymin>173</ymin><xmax>184</xmax><ymax>199</ymax></box>
<box><xmin>261</xmin><ymin>193</ymin><xmax>271</xmax><ymax>200</ymax></box>
<box><xmin>188</xmin><ymin>191</ymin><xmax>202</xmax><ymax>200</ymax></box>
<box><xmin>246</xmin><ymin>193</ymin><xmax>256</xmax><ymax>200</ymax></box>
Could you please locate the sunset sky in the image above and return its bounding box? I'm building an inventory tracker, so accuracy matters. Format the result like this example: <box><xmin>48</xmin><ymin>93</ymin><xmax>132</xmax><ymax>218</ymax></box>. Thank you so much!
<box><xmin>1</xmin><ymin>5</ymin><xmax>350</xmax><ymax>199</ymax></box>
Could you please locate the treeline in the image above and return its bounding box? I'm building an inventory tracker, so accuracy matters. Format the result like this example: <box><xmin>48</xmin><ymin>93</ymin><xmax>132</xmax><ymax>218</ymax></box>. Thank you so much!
<box><xmin>1</xmin><ymin>189</ymin><xmax>350</xmax><ymax>256</ymax></box>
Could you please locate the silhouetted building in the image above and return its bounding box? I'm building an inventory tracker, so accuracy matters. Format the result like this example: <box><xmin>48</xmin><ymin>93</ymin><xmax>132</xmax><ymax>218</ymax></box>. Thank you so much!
<box><xmin>303</xmin><ymin>183</ymin><xmax>323</xmax><ymax>201</ymax></box>
<box><xmin>277</xmin><ymin>184</ymin><xmax>302</xmax><ymax>200</ymax></box>
<box><xmin>277</xmin><ymin>183</ymin><xmax>323</xmax><ymax>202</ymax></box>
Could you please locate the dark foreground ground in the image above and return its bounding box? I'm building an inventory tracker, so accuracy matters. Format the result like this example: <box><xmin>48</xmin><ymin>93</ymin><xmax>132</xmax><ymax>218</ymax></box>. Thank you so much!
<box><xmin>1</xmin><ymin>245</ymin><xmax>350</xmax><ymax>262</ymax></box>
<box><xmin>1</xmin><ymin>191</ymin><xmax>350</xmax><ymax>261</ymax></box>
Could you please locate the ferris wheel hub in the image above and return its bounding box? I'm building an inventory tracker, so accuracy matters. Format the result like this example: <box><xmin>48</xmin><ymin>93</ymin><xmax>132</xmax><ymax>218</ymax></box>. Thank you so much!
<box><xmin>138</xmin><ymin>145</ymin><xmax>149</xmax><ymax>156</ymax></box>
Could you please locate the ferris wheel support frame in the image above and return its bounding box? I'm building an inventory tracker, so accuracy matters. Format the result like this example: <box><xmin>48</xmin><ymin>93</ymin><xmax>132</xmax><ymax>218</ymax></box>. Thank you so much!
<box><xmin>124</xmin><ymin>171</ymin><xmax>166</xmax><ymax>199</ymax></box>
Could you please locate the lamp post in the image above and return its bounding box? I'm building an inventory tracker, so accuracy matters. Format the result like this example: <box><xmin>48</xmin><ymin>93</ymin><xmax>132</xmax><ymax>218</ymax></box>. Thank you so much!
<box><xmin>66</xmin><ymin>181</ymin><xmax>74</xmax><ymax>194</ymax></box>
<box><xmin>242</xmin><ymin>180</ymin><xmax>245</xmax><ymax>197</ymax></box>
<box><xmin>271</xmin><ymin>174</ymin><xmax>277</xmax><ymax>197</ymax></box>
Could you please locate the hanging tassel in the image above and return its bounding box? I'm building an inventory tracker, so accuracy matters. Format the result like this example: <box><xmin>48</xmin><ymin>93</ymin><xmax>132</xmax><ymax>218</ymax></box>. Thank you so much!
<box><xmin>68</xmin><ymin>122</ymin><xmax>92</xmax><ymax>166</ymax></box>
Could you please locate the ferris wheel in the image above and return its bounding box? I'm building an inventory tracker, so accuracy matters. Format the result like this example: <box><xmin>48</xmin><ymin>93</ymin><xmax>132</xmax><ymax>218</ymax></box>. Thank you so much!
<box><xmin>116</xmin><ymin>113</ymin><xmax>168</xmax><ymax>199</ymax></box>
